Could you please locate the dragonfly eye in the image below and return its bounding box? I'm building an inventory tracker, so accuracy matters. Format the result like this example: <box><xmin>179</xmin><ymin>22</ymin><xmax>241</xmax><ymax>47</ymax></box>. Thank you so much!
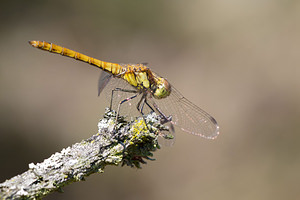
<box><xmin>153</xmin><ymin>78</ymin><xmax>171</xmax><ymax>99</ymax></box>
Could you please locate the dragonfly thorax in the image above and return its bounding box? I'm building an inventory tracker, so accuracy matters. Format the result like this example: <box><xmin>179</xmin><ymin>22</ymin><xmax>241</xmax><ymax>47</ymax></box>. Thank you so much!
<box><xmin>152</xmin><ymin>77</ymin><xmax>171</xmax><ymax>99</ymax></box>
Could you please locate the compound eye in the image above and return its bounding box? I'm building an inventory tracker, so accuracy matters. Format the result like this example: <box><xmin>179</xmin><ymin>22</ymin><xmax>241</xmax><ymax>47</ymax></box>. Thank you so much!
<box><xmin>154</xmin><ymin>83</ymin><xmax>170</xmax><ymax>99</ymax></box>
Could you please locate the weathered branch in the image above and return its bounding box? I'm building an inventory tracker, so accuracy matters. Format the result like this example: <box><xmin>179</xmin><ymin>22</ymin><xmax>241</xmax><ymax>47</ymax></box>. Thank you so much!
<box><xmin>0</xmin><ymin>109</ymin><xmax>171</xmax><ymax>200</ymax></box>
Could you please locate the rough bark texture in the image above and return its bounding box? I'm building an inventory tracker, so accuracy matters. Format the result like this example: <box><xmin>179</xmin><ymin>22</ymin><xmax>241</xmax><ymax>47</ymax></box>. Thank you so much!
<box><xmin>0</xmin><ymin>109</ymin><xmax>171</xmax><ymax>200</ymax></box>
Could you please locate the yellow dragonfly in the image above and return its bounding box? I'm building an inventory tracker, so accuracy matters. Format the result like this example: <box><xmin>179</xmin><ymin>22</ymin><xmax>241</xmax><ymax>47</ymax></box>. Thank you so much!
<box><xmin>29</xmin><ymin>40</ymin><xmax>219</xmax><ymax>139</ymax></box>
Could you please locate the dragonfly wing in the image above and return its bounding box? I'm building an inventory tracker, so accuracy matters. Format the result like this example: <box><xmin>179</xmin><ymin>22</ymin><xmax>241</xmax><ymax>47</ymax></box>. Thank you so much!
<box><xmin>140</xmin><ymin>62</ymin><xmax>148</xmax><ymax>66</ymax></box>
<box><xmin>98</xmin><ymin>71</ymin><xmax>113</xmax><ymax>96</ymax></box>
<box><xmin>152</xmin><ymin>86</ymin><xmax>219</xmax><ymax>139</ymax></box>
<box><xmin>98</xmin><ymin>75</ymin><xmax>147</xmax><ymax>118</ymax></box>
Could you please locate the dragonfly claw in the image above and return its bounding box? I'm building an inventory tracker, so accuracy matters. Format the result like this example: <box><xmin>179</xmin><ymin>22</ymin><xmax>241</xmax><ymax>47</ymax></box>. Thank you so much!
<box><xmin>160</xmin><ymin>115</ymin><xmax>172</xmax><ymax>124</ymax></box>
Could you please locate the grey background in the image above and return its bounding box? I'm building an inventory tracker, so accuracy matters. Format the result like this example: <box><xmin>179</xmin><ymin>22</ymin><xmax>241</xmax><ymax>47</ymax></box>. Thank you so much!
<box><xmin>1</xmin><ymin>1</ymin><xmax>300</xmax><ymax>199</ymax></box>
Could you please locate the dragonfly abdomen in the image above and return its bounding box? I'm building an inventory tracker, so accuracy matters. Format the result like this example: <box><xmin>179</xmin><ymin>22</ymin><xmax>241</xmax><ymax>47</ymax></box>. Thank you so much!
<box><xmin>28</xmin><ymin>41</ymin><xmax>123</xmax><ymax>75</ymax></box>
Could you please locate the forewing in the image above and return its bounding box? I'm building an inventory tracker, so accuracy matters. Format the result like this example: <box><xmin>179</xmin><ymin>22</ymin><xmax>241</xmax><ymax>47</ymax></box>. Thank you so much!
<box><xmin>152</xmin><ymin>86</ymin><xmax>219</xmax><ymax>139</ymax></box>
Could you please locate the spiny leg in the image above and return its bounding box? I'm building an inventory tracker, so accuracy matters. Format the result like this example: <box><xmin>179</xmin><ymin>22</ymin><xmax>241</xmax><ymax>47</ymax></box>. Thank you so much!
<box><xmin>108</xmin><ymin>88</ymin><xmax>139</xmax><ymax>157</ymax></box>
<box><xmin>110</xmin><ymin>88</ymin><xmax>138</xmax><ymax>110</ymax></box>
<box><xmin>152</xmin><ymin>102</ymin><xmax>175</xmax><ymax>132</ymax></box>
<box><xmin>136</xmin><ymin>93</ymin><xmax>147</xmax><ymax>115</ymax></box>
<box><xmin>136</xmin><ymin>95</ymin><xmax>171</xmax><ymax>127</ymax></box>
<box><xmin>115</xmin><ymin>93</ymin><xmax>138</xmax><ymax>124</ymax></box>
<box><xmin>137</xmin><ymin>96</ymin><xmax>157</xmax><ymax>127</ymax></box>
<box><xmin>144</xmin><ymin>98</ymin><xmax>155</xmax><ymax>113</ymax></box>
<box><xmin>110</xmin><ymin>88</ymin><xmax>141</xmax><ymax>134</ymax></box>
<box><xmin>137</xmin><ymin>96</ymin><xmax>174</xmax><ymax>134</ymax></box>
<box><xmin>111</xmin><ymin>93</ymin><xmax>138</xmax><ymax>142</ymax></box>
<box><xmin>136</xmin><ymin>94</ymin><xmax>149</xmax><ymax>128</ymax></box>
<box><xmin>141</xmin><ymin>95</ymin><xmax>171</xmax><ymax>124</ymax></box>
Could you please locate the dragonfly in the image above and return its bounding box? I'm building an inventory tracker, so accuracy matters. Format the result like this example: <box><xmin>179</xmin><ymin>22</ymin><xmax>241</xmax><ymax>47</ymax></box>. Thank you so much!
<box><xmin>29</xmin><ymin>40</ymin><xmax>219</xmax><ymax>139</ymax></box>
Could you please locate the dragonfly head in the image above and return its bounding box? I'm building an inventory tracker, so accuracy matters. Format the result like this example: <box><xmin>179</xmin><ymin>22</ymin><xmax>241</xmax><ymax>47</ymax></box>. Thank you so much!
<box><xmin>153</xmin><ymin>78</ymin><xmax>171</xmax><ymax>99</ymax></box>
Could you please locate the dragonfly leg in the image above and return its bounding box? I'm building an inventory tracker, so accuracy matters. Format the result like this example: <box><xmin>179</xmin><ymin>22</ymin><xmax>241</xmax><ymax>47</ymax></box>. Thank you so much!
<box><xmin>112</xmin><ymin>89</ymin><xmax>139</xmax><ymax>133</ymax></box>
<box><xmin>116</xmin><ymin>94</ymin><xmax>138</xmax><ymax>118</ymax></box>
<box><xmin>151</xmin><ymin>103</ymin><xmax>170</xmax><ymax>123</ymax></box>
<box><xmin>110</xmin><ymin>93</ymin><xmax>139</xmax><ymax>138</ymax></box>
<box><xmin>110</xmin><ymin>88</ymin><xmax>138</xmax><ymax>110</ymax></box>
<box><xmin>144</xmin><ymin>98</ymin><xmax>155</xmax><ymax>113</ymax></box>
<box><xmin>136</xmin><ymin>95</ymin><xmax>150</xmax><ymax>129</ymax></box>
<box><xmin>152</xmin><ymin>102</ymin><xmax>175</xmax><ymax>132</ymax></box>
<box><xmin>136</xmin><ymin>94</ymin><xmax>146</xmax><ymax>115</ymax></box>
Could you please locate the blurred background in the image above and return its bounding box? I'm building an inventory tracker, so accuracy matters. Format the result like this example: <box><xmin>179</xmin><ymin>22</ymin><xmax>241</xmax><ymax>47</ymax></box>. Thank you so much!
<box><xmin>1</xmin><ymin>0</ymin><xmax>300</xmax><ymax>199</ymax></box>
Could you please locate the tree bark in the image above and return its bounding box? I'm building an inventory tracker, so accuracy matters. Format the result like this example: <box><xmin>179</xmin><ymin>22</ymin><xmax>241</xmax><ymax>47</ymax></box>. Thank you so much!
<box><xmin>0</xmin><ymin>109</ymin><xmax>170</xmax><ymax>200</ymax></box>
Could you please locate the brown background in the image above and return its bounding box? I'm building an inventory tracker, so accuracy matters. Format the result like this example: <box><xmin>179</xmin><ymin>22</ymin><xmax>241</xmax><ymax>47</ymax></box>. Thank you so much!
<box><xmin>1</xmin><ymin>1</ymin><xmax>300</xmax><ymax>199</ymax></box>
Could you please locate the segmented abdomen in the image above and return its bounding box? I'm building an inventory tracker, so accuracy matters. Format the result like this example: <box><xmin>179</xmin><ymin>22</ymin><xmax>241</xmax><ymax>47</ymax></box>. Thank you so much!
<box><xmin>29</xmin><ymin>41</ymin><xmax>123</xmax><ymax>75</ymax></box>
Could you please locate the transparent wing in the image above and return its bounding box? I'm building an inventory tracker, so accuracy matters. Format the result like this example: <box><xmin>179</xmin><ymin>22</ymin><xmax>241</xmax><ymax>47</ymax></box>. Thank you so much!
<box><xmin>98</xmin><ymin>75</ymin><xmax>153</xmax><ymax>119</ymax></box>
<box><xmin>151</xmin><ymin>86</ymin><xmax>219</xmax><ymax>139</ymax></box>
<box><xmin>97</xmin><ymin>73</ymin><xmax>219</xmax><ymax>139</ymax></box>
<box><xmin>98</xmin><ymin>71</ymin><xmax>113</xmax><ymax>96</ymax></box>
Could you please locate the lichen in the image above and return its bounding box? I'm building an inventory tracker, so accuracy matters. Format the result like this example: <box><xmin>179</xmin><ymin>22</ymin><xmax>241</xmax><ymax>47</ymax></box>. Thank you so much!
<box><xmin>0</xmin><ymin>108</ymin><xmax>173</xmax><ymax>199</ymax></box>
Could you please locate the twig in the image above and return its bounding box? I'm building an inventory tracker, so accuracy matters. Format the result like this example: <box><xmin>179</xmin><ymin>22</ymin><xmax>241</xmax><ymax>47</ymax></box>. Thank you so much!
<box><xmin>0</xmin><ymin>109</ymin><xmax>171</xmax><ymax>200</ymax></box>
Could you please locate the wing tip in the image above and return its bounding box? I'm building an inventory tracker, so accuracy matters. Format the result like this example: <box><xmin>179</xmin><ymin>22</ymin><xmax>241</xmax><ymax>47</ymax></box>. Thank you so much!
<box><xmin>207</xmin><ymin>125</ymin><xmax>220</xmax><ymax>140</ymax></box>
